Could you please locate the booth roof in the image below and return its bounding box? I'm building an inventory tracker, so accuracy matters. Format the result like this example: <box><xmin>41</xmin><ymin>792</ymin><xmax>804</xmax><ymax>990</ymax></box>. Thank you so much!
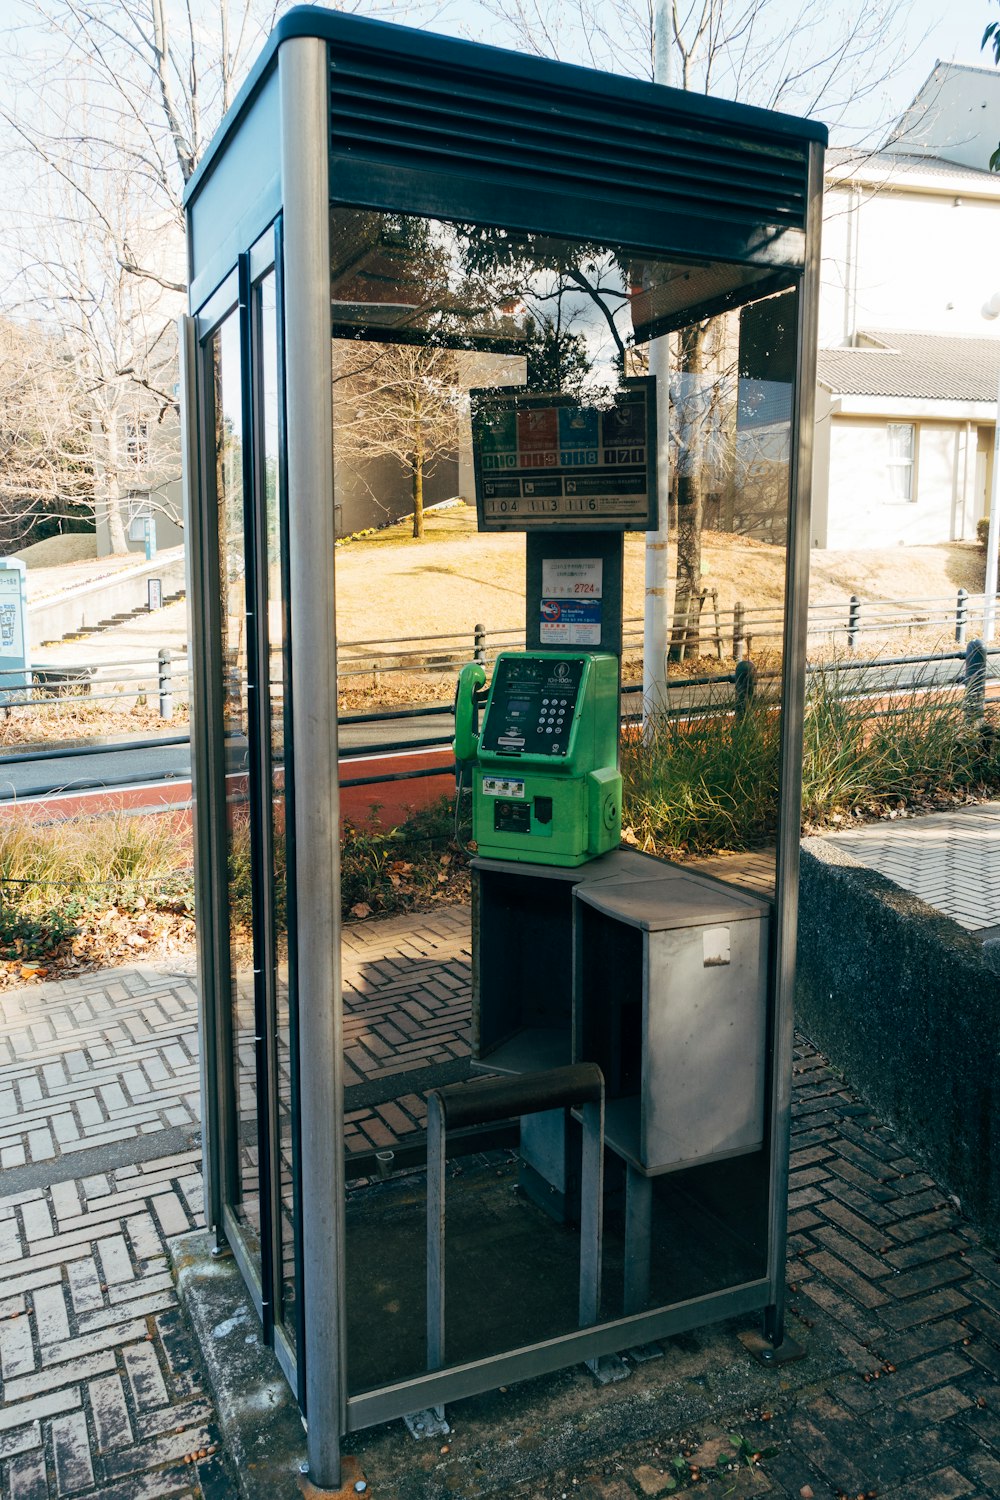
<box><xmin>184</xmin><ymin>5</ymin><xmax>828</xmax><ymax>213</ymax></box>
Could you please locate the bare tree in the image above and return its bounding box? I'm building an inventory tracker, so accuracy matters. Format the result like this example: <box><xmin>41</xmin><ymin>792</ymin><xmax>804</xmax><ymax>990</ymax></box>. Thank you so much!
<box><xmin>480</xmin><ymin>0</ymin><xmax>918</xmax><ymax>661</ymax></box>
<box><xmin>0</xmin><ymin>315</ymin><xmax>93</xmax><ymax>547</ymax></box>
<box><xmin>478</xmin><ymin>0</ymin><xmax>916</xmax><ymax>135</ymax></box>
<box><xmin>1</xmin><ymin>0</ymin><xmax>437</xmax><ymax>273</ymax></box>
<box><xmin>334</xmin><ymin>341</ymin><xmax>461</xmax><ymax>538</ymax></box>
<box><xmin>0</xmin><ymin>1</ymin><xmax>417</xmax><ymax>553</ymax></box>
<box><xmin>4</xmin><ymin>121</ymin><xmax>184</xmax><ymax>552</ymax></box>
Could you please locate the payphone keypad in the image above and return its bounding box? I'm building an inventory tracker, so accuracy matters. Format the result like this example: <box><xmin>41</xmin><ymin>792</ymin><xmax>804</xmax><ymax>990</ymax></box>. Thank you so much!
<box><xmin>481</xmin><ymin>657</ymin><xmax>584</xmax><ymax>757</ymax></box>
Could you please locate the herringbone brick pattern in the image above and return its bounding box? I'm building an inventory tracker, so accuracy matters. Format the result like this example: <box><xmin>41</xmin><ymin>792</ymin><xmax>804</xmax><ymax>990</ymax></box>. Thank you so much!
<box><xmin>507</xmin><ymin>1039</ymin><xmax>1000</xmax><ymax>1498</ymax></box>
<box><xmin>0</xmin><ymin>1156</ymin><xmax>229</xmax><ymax>1497</ymax></box>
<box><xmin>0</xmin><ymin>967</ymin><xmax>230</xmax><ymax>1499</ymax></box>
<box><xmin>4</xmin><ymin>908</ymin><xmax>1000</xmax><ymax>1496</ymax></box>
<box><xmin>0</xmin><ymin>970</ymin><xmax>199</xmax><ymax>1170</ymax></box>
<box><xmin>341</xmin><ymin>906</ymin><xmax>471</xmax><ymax>1153</ymax></box>
<box><xmin>826</xmin><ymin>800</ymin><xmax>1000</xmax><ymax>932</ymax></box>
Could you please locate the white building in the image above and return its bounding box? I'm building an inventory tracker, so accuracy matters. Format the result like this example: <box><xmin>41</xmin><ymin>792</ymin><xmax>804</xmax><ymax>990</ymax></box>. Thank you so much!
<box><xmin>813</xmin><ymin>63</ymin><xmax>1000</xmax><ymax>548</ymax></box>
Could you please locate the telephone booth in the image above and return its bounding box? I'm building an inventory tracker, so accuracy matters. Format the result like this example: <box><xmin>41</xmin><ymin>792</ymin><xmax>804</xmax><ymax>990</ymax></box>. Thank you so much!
<box><xmin>181</xmin><ymin>9</ymin><xmax>825</xmax><ymax>1487</ymax></box>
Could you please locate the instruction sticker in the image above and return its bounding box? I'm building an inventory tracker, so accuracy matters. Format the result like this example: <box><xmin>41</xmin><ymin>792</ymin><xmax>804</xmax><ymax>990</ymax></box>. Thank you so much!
<box><xmin>482</xmin><ymin>776</ymin><xmax>525</xmax><ymax>798</ymax></box>
<box><xmin>542</xmin><ymin>557</ymin><xmax>603</xmax><ymax>600</ymax></box>
<box><xmin>539</xmin><ymin>598</ymin><xmax>602</xmax><ymax>646</ymax></box>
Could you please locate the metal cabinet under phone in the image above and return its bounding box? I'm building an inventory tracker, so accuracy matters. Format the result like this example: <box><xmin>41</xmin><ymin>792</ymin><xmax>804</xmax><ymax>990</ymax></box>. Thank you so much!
<box><xmin>472</xmin><ymin>850</ymin><xmax>771</xmax><ymax>1220</ymax></box>
<box><xmin>572</xmin><ymin>872</ymin><xmax>770</xmax><ymax>1177</ymax></box>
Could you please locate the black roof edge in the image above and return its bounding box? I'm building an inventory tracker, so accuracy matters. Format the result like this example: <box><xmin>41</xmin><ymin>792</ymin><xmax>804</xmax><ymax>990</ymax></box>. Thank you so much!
<box><xmin>184</xmin><ymin>5</ymin><xmax>827</xmax><ymax>210</ymax></box>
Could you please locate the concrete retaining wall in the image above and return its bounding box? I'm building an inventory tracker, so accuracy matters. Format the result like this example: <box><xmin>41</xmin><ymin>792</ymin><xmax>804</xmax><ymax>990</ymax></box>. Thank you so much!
<box><xmin>28</xmin><ymin>549</ymin><xmax>186</xmax><ymax>649</ymax></box>
<box><xmin>796</xmin><ymin>836</ymin><xmax>1000</xmax><ymax>1239</ymax></box>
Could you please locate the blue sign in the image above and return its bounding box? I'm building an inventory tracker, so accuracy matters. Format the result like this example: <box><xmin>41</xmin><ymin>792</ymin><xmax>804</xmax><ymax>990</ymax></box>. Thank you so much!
<box><xmin>0</xmin><ymin>559</ymin><xmax>30</xmax><ymax>707</ymax></box>
<box><xmin>539</xmin><ymin>597</ymin><xmax>602</xmax><ymax>646</ymax></box>
<box><xmin>557</xmin><ymin>405</ymin><xmax>599</xmax><ymax>463</ymax></box>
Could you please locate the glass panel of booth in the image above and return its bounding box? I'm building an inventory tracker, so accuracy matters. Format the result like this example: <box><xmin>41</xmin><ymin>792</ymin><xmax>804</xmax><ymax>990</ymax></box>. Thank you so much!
<box><xmin>328</xmin><ymin>207</ymin><xmax>796</xmax><ymax>1394</ymax></box>
<box><xmin>256</xmin><ymin>268</ymin><xmax>300</xmax><ymax>1350</ymax></box>
<box><xmin>210</xmin><ymin>309</ymin><xmax>264</xmax><ymax>1268</ymax></box>
<box><xmin>206</xmin><ymin>258</ymin><xmax>301</xmax><ymax>1350</ymax></box>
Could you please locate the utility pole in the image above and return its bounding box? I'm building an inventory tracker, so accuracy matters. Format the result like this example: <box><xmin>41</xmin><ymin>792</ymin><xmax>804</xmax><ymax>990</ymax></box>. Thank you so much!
<box><xmin>981</xmin><ymin>294</ymin><xmax>1000</xmax><ymax>641</ymax></box>
<box><xmin>643</xmin><ymin>2</ymin><xmax>673</xmax><ymax>719</ymax></box>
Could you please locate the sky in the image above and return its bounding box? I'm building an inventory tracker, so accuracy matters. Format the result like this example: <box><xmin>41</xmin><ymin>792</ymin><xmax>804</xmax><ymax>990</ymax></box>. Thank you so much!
<box><xmin>878</xmin><ymin>0</ymin><xmax>999</xmax><ymax>132</ymax></box>
<box><xmin>0</xmin><ymin>0</ymin><xmax>998</xmax><ymax>152</ymax></box>
<box><xmin>1</xmin><ymin>0</ymin><xmax>1000</xmax><ymax>311</ymax></box>
<box><xmin>438</xmin><ymin>0</ymin><xmax>1000</xmax><ymax>145</ymax></box>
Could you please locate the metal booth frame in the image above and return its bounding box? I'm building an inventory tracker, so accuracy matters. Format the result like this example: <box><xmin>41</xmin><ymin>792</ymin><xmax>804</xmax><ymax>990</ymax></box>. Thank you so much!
<box><xmin>181</xmin><ymin>8</ymin><xmax>826</xmax><ymax>1486</ymax></box>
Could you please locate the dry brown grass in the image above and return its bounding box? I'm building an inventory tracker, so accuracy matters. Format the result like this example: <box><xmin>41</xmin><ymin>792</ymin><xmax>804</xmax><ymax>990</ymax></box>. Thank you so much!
<box><xmin>0</xmin><ymin>699</ymin><xmax>188</xmax><ymax>748</ymax></box>
<box><xmin>14</xmin><ymin>506</ymin><xmax>987</xmax><ymax>743</ymax></box>
<box><xmin>332</xmin><ymin>505</ymin><xmax>985</xmax><ymax>697</ymax></box>
<box><xmin>16</xmin><ymin>533</ymin><xmax>97</xmax><ymax>567</ymax></box>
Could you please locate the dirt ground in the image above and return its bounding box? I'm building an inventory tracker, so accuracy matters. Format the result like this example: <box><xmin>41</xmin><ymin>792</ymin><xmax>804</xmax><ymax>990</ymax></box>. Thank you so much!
<box><xmin>333</xmin><ymin>503</ymin><xmax>986</xmax><ymax>653</ymax></box>
<box><xmin>24</xmin><ymin>505</ymin><xmax>984</xmax><ymax>653</ymax></box>
<box><xmin>14</xmin><ymin>506</ymin><xmax>987</xmax><ymax>734</ymax></box>
<box><xmin>15</xmin><ymin>532</ymin><xmax>97</xmax><ymax>568</ymax></box>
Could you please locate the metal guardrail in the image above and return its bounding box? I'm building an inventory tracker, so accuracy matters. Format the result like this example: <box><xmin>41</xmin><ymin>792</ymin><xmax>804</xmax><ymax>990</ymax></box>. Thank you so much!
<box><xmin>0</xmin><ymin>650</ymin><xmax>187</xmax><ymax>717</ymax></box>
<box><xmin>4</xmin><ymin>584</ymin><xmax>999</xmax><ymax>724</ymax></box>
<box><xmin>8</xmin><ymin>640</ymin><xmax>999</xmax><ymax>771</ymax></box>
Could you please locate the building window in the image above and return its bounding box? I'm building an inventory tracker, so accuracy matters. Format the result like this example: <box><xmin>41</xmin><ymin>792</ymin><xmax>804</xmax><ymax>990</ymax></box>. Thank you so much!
<box><xmin>887</xmin><ymin>423</ymin><xmax>915</xmax><ymax>502</ymax></box>
<box><xmin>126</xmin><ymin>418</ymin><xmax>149</xmax><ymax>468</ymax></box>
<box><xmin>127</xmin><ymin>493</ymin><xmax>151</xmax><ymax>543</ymax></box>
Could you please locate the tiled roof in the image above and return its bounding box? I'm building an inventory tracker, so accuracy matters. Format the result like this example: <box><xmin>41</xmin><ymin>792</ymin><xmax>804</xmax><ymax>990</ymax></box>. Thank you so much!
<box><xmin>826</xmin><ymin>146</ymin><xmax>998</xmax><ymax>184</ymax></box>
<box><xmin>817</xmin><ymin>330</ymin><xmax>1000</xmax><ymax>401</ymax></box>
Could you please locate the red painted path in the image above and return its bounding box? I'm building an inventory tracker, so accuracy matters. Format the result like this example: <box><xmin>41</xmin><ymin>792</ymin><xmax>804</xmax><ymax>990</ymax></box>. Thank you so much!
<box><xmin>0</xmin><ymin>747</ymin><xmax>456</xmax><ymax>827</ymax></box>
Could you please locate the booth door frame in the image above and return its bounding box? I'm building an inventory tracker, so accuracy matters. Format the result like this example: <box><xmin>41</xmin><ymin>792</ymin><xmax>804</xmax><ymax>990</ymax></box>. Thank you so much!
<box><xmin>185</xmin><ymin>220</ymin><xmax>304</xmax><ymax>1396</ymax></box>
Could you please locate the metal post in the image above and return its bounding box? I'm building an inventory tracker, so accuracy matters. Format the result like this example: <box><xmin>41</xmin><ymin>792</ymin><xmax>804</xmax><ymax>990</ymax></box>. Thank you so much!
<box><xmin>158</xmin><ymin>648</ymin><xmax>173</xmax><ymax>721</ymax></box>
<box><xmin>578</xmin><ymin>1098</ymin><xmax>604</xmax><ymax>1330</ymax></box>
<box><xmin>985</xmin><ymin>369</ymin><xmax>1000</xmax><ymax>642</ymax></box>
<box><xmin>761</xmin><ymin>136</ymin><xmax>825</xmax><ymax>1357</ymax></box>
<box><xmin>956</xmin><ymin>588</ymin><xmax>968</xmax><ymax>646</ymax></box>
<box><xmin>643</xmin><ymin>334</ymin><xmax>671</xmax><ymax>720</ymax></box>
<box><xmin>426</xmin><ymin>1095</ymin><xmax>446</xmax><ymax>1371</ymax></box>
<box><xmin>642</xmin><ymin>6</ymin><xmax>672</xmax><ymax>724</ymax></box>
<box><xmin>178</xmin><ymin>309</ymin><xmax>227</xmax><ymax>1267</ymax></box>
<box><xmin>847</xmin><ymin>595</ymin><xmax>860</xmax><ymax>652</ymax></box>
<box><xmin>732</xmin><ymin>601</ymin><xmax>745</xmax><ymax>662</ymax></box>
<box><xmin>734</xmin><ymin>659</ymin><xmax>756</xmax><ymax>720</ymax></box>
<box><xmin>474</xmin><ymin>622</ymin><xmax>486</xmax><ymax>666</ymax></box>
<box><xmin>966</xmin><ymin>638</ymin><xmax>987</xmax><ymax>722</ymax></box>
<box><xmin>280</xmin><ymin>35</ymin><xmax>345</xmax><ymax>1491</ymax></box>
<box><xmin>623</xmin><ymin>1166</ymin><xmax>653</xmax><ymax>1316</ymax></box>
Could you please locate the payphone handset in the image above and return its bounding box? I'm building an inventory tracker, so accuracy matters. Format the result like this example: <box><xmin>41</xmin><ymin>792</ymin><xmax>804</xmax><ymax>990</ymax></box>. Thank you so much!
<box><xmin>454</xmin><ymin>651</ymin><xmax>622</xmax><ymax>867</ymax></box>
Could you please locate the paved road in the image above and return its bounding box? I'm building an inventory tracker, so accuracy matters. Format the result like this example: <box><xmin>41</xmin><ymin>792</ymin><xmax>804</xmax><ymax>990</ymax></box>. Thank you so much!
<box><xmin>0</xmin><ymin>715</ymin><xmax>456</xmax><ymax>801</ymax></box>
<box><xmin>5</xmin><ymin>649</ymin><xmax>990</xmax><ymax>804</ymax></box>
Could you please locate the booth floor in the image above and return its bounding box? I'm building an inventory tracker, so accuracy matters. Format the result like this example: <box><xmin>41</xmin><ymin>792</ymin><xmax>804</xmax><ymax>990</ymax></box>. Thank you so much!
<box><xmin>1</xmin><ymin>907</ymin><xmax>1000</xmax><ymax>1497</ymax></box>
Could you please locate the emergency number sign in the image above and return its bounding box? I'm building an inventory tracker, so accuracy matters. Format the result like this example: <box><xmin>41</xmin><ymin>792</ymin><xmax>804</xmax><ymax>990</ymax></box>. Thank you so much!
<box><xmin>471</xmin><ymin>379</ymin><xmax>657</xmax><ymax>531</ymax></box>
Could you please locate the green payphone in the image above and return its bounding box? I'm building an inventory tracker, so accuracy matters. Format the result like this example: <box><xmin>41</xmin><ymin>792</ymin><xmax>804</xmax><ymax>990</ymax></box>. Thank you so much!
<box><xmin>454</xmin><ymin>650</ymin><xmax>622</xmax><ymax>866</ymax></box>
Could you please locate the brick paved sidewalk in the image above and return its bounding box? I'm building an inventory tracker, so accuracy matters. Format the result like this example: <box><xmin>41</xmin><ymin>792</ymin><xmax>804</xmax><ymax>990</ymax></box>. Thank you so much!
<box><xmin>825</xmin><ymin>801</ymin><xmax>1000</xmax><ymax>934</ymax></box>
<box><xmin>340</xmin><ymin>905</ymin><xmax>471</xmax><ymax>1155</ymax></box>
<box><xmin>502</xmin><ymin>1038</ymin><xmax>1000</xmax><ymax>1500</ymax></box>
<box><xmin>0</xmin><ymin>967</ymin><xmax>200</xmax><ymax>1174</ymax></box>
<box><xmin>0</xmin><ymin>966</ymin><xmax>232</xmax><ymax>1500</ymax></box>
<box><xmin>4</xmin><ymin>912</ymin><xmax>1000</xmax><ymax>1498</ymax></box>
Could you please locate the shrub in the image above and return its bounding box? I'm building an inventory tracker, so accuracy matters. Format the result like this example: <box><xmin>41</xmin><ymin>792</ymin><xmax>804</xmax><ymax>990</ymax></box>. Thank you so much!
<box><xmin>0</xmin><ymin>905</ymin><xmax>77</xmax><ymax>961</ymax></box>
<box><xmin>0</xmin><ymin>811</ymin><xmax>192</xmax><ymax>916</ymax></box>
<box><xmin>621</xmin><ymin>689</ymin><xmax>780</xmax><ymax>857</ymax></box>
<box><xmin>226</xmin><ymin>795</ymin><xmax>469</xmax><ymax>931</ymax></box>
<box><xmin>340</xmin><ymin>798</ymin><xmax>468</xmax><ymax>917</ymax></box>
<box><xmin>621</xmin><ymin>662</ymin><xmax>1000</xmax><ymax>858</ymax></box>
